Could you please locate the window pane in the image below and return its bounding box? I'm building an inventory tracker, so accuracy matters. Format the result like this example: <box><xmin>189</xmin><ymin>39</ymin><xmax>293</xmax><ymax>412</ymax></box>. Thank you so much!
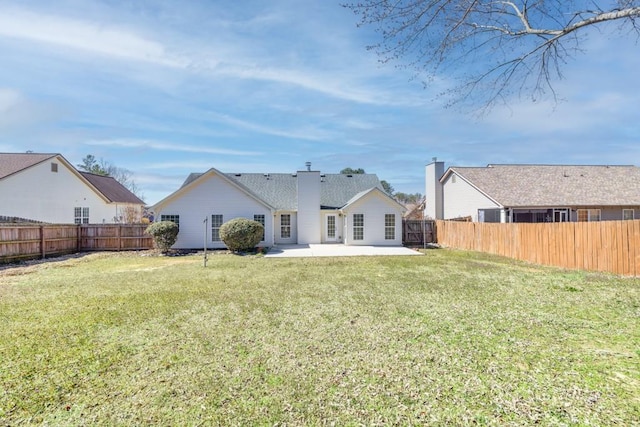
<box><xmin>211</xmin><ymin>214</ymin><xmax>223</xmax><ymax>241</ymax></box>
<box><xmin>254</xmin><ymin>214</ymin><xmax>265</xmax><ymax>240</ymax></box>
<box><xmin>353</xmin><ymin>214</ymin><xmax>364</xmax><ymax>240</ymax></box>
<box><xmin>385</xmin><ymin>214</ymin><xmax>395</xmax><ymax>240</ymax></box>
<box><xmin>623</xmin><ymin>209</ymin><xmax>634</xmax><ymax>220</ymax></box>
<box><xmin>281</xmin><ymin>214</ymin><xmax>291</xmax><ymax>238</ymax></box>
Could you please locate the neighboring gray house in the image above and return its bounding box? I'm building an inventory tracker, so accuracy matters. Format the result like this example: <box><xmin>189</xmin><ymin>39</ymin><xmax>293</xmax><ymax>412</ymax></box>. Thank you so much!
<box><xmin>152</xmin><ymin>165</ymin><xmax>406</xmax><ymax>249</ymax></box>
<box><xmin>426</xmin><ymin>161</ymin><xmax>640</xmax><ymax>223</ymax></box>
<box><xmin>0</xmin><ymin>152</ymin><xmax>144</xmax><ymax>224</ymax></box>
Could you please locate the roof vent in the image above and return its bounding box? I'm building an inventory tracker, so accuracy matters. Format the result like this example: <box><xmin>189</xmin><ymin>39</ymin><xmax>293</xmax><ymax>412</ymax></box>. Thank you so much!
<box><xmin>346</xmin><ymin>174</ymin><xmax>353</xmax><ymax>178</ymax></box>
<box><xmin>235</xmin><ymin>173</ymin><xmax>241</xmax><ymax>177</ymax></box>
<box><xmin>264</xmin><ymin>173</ymin><xmax>270</xmax><ymax>180</ymax></box>
<box><xmin>305</xmin><ymin>161</ymin><xmax>312</xmax><ymax>171</ymax></box>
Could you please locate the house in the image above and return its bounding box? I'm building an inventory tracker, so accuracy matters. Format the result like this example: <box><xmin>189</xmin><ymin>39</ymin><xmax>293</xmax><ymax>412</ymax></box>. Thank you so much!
<box><xmin>0</xmin><ymin>153</ymin><xmax>145</xmax><ymax>224</ymax></box>
<box><xmin>152</xmin><ymin>164</ymin><xmax>406</xmax><ymax>249</ymax></box>
<box><xmin>425</xmin><ymin>161</ymin><xmax>640</xmax><ymax>223</ymax></box>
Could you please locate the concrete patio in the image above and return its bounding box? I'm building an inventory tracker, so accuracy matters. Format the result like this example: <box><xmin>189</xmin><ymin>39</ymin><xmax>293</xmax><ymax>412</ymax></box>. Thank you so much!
<box><xmin>264</xmin><ymin>244</ymin><xmax>423</xmax><ymax>258</ymax></box>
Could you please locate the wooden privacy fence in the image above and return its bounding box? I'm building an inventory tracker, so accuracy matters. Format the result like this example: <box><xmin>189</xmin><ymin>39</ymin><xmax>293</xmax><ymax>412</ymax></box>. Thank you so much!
<box><xmin>0</xmin><ymin>224</ymin><xmax>153</xmax><ymax>263</ymax></box>
<box><xmin>436</xmin><ymin>220</ymin><xmax>640</xmax><ymax>276</ymax></box>
<box><xmin>402</xmin><ymin>219</ymin><xmax>436</xmax><ymax>246</ymax></box>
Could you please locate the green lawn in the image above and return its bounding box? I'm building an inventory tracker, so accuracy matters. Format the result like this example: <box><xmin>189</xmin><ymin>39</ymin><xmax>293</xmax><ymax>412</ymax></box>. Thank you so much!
<box><xmin>1</xmin><ymin>250</ymin><xmax>638</xmax><ymax>425</ymax></box>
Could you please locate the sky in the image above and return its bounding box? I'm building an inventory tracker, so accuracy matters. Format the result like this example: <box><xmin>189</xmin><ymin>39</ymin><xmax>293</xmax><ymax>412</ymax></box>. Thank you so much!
<box><xmin>1</xmin><ymin>0</ymin><xmax>639</xmax><ymax>205</ymax></box>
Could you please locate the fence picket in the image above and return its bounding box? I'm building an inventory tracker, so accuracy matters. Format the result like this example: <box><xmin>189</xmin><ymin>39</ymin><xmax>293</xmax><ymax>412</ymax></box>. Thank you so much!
<box><xmin>436</xmin><ymin>220</ymin><xmax>640</xmax><ymax>276</ymax></box>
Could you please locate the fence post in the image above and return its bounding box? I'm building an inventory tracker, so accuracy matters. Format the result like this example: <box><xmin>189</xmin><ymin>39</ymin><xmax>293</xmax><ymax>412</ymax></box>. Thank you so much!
<box><xmin>40</xmin><ymin>225</ymin><xmax>45</xmax><ymax>259</ymax></box>
<box><xmin>77</xmin><ymin>224</ymin><xmax>82</xmax><ymax>252</ymax></box>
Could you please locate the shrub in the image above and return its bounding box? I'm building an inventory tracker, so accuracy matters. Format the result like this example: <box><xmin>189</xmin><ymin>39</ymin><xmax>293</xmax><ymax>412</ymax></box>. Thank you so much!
<box><xmin>145</xmin><ymin>221</ymin><xmax>179</xmax><ymax>253</ymax></box>
<box><xmin>220</xmin><ymin>218</ymin><xmax>264</xmax><ymax>252</ymax></box>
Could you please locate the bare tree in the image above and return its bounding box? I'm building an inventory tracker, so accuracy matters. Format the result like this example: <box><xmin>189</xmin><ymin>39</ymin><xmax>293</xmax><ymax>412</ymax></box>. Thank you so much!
<box><xmin>346</xmin><ymin>1</ymin><xmax>640</xmax><ymax>111</ymax></box>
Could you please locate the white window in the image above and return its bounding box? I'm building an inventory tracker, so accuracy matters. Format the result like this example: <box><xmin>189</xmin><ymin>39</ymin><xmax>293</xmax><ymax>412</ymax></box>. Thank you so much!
<box><xmin>254</xmin><ymin>214</ymin><xmax>265</xmax><ymax>241</ymax></box>
<box><xmin>385</xmin><ymin>214</ymin><xmax>395</xmax><ymax>240</ymax></box>
<box><xmin>577</xmin><ymin>209</ymin><xmax>601</xmax><ymax>222</ymax></box>
<box><xmin>353</xmin><ymin>214</ymin><xmax>364</xmax><ymax>240</ymax></box>
<box><xmin>74</xmin><ymin>207</ymin><xmax>89</xmax><ymax>224</ymax></box>
<box><xmin>160</xmin><ymin>214</ymin><xmax>180</xmax><ymax>228</ymax></box>
<box><xmin>281</xmin><ymin>214</ymin><xmax>291</xmax><ymax>239</ymax></box>
<box><xmin>623</xmin><ymin>209</ymin><xmax>635</xmax><ymax>220</ymax></box>
<box><xmin>211</xmin><ymin>214</ymin><xmax>223</xmax><ymax>241</ymax></box>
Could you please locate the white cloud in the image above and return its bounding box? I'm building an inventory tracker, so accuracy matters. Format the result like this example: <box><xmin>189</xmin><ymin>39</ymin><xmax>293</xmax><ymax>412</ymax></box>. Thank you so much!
<box><xmin>0</xmin><ymin>7</ymin><xmax>186</xmax><ymax>68</ymax></box>
<box><xmin>209</xmin><ymin>113</ymin><xmax>337</xmax><ymax>141</ymax></box>
<box><xmin>85</xmin><ymin>139</ymin><xmax>263</xmax><ymax>156</ymax></box>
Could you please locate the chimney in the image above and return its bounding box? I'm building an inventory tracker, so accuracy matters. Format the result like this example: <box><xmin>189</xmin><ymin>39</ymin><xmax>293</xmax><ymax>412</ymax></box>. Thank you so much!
<box><xmin>296</xmin><ymin>165</ymin><xmax>321</xmax><ymax>244</ymax></box>
<box><xmin>425</xmin><ymin>159</ymin><xmax>445</xmax><ymax>220</ymax></box>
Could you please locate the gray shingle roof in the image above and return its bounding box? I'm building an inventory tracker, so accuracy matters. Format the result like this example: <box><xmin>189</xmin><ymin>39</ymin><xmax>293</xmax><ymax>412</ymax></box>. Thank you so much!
<box><xmin>450</xmin><ymin>164</ymin><xmax>640</xmax><ymax>207</ymax></box>
<box><xmin>181</xmin><ymin>171</ymin><xmax>383</xmax><ymax>210</ymax></box>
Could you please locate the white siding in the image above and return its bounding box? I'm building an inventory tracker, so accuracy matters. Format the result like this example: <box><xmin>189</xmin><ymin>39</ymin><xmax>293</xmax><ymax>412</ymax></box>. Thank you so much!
<box><xmin>296</xmin><ymin>171</ymin><xmax>321</xmax><ymax>244</ymax></box>
<box><xmin>442</xmin><ymin>173</ymin><xmax>500</xmax><ymax>221</ymax></box>
<box><xmin>155</xmin><ymin>172</ymin><xmax>273</xmax><ymax>249</ymax></box>
<box><xmin>342</xmin><ymin>193</ymin><xmax>404</xmax><ymax>246</ymax></box>
<box><xmin>0</xmin><ymin>157</ymin><xmax>119</xmax><ymax>223</ymax></box>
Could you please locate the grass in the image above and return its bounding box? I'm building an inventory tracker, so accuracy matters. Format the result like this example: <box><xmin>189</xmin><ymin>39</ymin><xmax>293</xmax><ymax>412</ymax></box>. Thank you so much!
<box><xmin>0</xmin><ymin>249</ymin><xmax>638</xmax><ymax>426</ymax></box>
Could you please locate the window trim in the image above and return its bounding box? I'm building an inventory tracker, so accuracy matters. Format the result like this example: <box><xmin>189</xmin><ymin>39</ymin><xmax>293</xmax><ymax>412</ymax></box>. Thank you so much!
<box><xmin>623</xmin><ymin>209</ymin><xmax>635</xmax><ymax>220</ymax></box>
<box><xmin>211</xmin><ymin>214</ymin><xmax>224</xmax><ymax>241</ymax></box>
<box><xmin>577</xmin><ymin>209</ymin><xmax>601</xmax><ymax>222</ymax></box>
<box><xmin>74</xmin><ymin>207</ymin><xmax>89</xmax><ymax>224</ymax></box>
<box><xmin>280</xmin><ymin>214</ymin><xmax>291</xmax><ymax>239</ymax></box>
<box><xmin>385</xmin><ymin>213</ymin><xmax>395</xmax><ymax>240</ymax></box>
<box><xmin>160</xmin><ymin>214</ymin><xmax>180</xmax><ymax>228</ymax></box>
<box><xmin>253</xmin><ymin>214</ymin><xmax>265</xmax><ymax>241</ymax></box>
<box><xmin>353</xmin><ymin>213</ymin><xmax>364</xmax><ymax>241</ymax></box>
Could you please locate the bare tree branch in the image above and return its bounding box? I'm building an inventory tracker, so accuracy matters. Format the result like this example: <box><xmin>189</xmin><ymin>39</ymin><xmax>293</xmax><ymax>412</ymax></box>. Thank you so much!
<box><xmin>345</xmin><ymin>0</ymin><xmax>640</xmax><ymax>111</ymax></box>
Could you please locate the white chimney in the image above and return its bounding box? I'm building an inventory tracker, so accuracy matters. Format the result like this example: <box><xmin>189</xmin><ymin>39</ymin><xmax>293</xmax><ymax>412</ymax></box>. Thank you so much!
<box><xmin>297</xmin><ymin>165</ymin><xmax>321</xmax><ymax>244</ymax></box>
<box><xmin>425</xmin><ymin>159</ymin><xmax>445</xmax><ymax>220</ymax></box>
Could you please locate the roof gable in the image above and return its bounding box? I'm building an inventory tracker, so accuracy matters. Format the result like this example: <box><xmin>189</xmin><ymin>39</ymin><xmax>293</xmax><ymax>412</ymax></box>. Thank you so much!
<box><xmin>342</xmin><ymin>187</ymin><xmax>406</xmax><ymax>211</ymax></box>
<box><xmin>0</xmin><ymin>153</ymin><xmax>57</xmax><ymax>179</ymax></box>
<box><xmin>449</xmin><ymin>164</ymin><xmax>640</xmax><ymax>207</ymax></box>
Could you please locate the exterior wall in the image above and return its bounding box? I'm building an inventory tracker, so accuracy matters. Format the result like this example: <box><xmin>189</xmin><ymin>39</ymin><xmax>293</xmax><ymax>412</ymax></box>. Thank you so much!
<box><xmin>570</xmin><ymin>207</ymin><xmax>640</xmax><ymax>222</ymax></box>
<box><xmin>425</xmin><ymin>161</ymin><xmax>445</xmax><ymax>219</ymax></box>
<box><xmin>155</xmin><ymin>172</ymin><xmax>273</xmax><ymax>249</ymax></box>
<box><xmin>342</xmin><ymin>193</ymin><xmax>404</xmax><ymax>246</ymax></box>
<box><xmin>274</xmin><ymin>212</ymin><xmax>297</xmax><ymax>244</ymax></box>
<box><xmin>296</xmin><ymin>171</ymin><xmax>321</xmax><ymax>244</ymax></box>
<box><xmin>0</xmin><ymin>157</ymin><xmax>120</xmax><ymax>224</ymax></box>
<box><xmin>321</xmin><ymin>210</ymin><xmax>343</xmax><ymax>243</ymax></box>
<box><xmin>442</xmin><ymin>173</ymin><xmax>500</xmax><ymax>221</ymax></box>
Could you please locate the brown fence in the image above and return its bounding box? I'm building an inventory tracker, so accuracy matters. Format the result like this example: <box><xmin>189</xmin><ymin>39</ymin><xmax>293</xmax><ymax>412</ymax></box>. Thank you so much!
<box><xmin>0</xmin><ymin>224</ymin><xmax>153</xmax><ymax>263</ymax></box>
<box><xmin>402</xmin><ymin>220</ymin><xmax>436</xmax><ymax>246</ymax></box>
<box><xmin>436</xmin><ymin>220</ymin><xmax>640</xmax><ymax>276</ymax></box>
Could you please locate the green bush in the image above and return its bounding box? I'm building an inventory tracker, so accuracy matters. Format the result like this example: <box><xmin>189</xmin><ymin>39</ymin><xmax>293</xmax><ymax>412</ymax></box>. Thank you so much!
<box><xmin>145</xmin><ymin>221</ymin><xmax>179</xmax><ymax>253</ymax></box>
<box><xmin>220</xmin><ymin>218</ymin><xmax>264</xmax><ymax>252</ymax></box>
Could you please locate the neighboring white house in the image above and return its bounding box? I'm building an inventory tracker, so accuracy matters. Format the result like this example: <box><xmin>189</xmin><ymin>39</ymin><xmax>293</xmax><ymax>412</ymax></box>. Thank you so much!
<box><xmin>426</xmin><ymin>160</ymin><xmax>640</xmax><ymax>223</ymax></box>
<box><xmin>152</xmin><ymin>165</ymin><xmax>405</xmax><ymax>249</ymax></box>
<box><xmin>0</xmin><ymin>153</ymin><xmax>145</xmax><ymax>224</ymax></box>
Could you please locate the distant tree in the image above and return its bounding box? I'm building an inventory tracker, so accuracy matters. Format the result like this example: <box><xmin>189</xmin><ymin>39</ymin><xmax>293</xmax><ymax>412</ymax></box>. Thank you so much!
<box><xmin>380</xmin><ymin>180</ymin><xmax>395</xmax><ymax>196</ymax></box>
<box><xmin>340</xmin><ymin>167</ymin><xmax>366</xmax><ymax>174</ymax></box>
<box><xmin>341</xmin><ymin>167</ymin><xmax>395</xmax><ymax>196</ymax></box>
<box><xmin>78</xmin><ymin>154</ymin><xmax>144</xmax><ymax>201</ymax></box>
<box><xmin>346</xmin><ymin>1</ymin><xmax>640</xmax><ymax>111</ymax></box>
<box><xmin>394</xmin><ymin>192</ymin><xmax>423</xmax><ymax>204</ymax></box>
<box><xmin>77</xmin><ymin>154</ymin><xmax>109</xmax><ymax>175</ymax></box>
